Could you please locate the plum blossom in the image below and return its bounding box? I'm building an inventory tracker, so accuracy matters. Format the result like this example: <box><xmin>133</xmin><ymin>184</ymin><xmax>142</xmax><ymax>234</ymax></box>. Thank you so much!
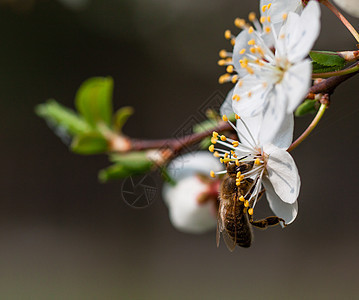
<box><xmin>162</xmin><ymin>152</ymin><xmax>223</xmax><ymax>233</ymax></box>
<box><xmin>209</xmin><ymin>112</ymin><xmax>299</xmax><ymax>225</ymax></box>
<box><xmin>218</xmin><ymin>1</ymin><xmax>320</xmax><ymax>145</ymax></box>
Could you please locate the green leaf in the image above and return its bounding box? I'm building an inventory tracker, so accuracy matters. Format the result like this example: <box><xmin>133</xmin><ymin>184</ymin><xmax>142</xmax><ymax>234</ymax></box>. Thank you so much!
<box><xmin>312</xmin><ymin>62</ymin><xmax>342</xmax><ymax>73</ymax></box>
<box><xmin>98</xmin><ymin>154</ymin><xmax>154</xmax><ymax>182</ymax></box>
<box><xmin>193</xmin><ymin>119</ymin><xmax>219</xmax><ymax>134</ymax></box>
<box><xmin>110</xmin><ymin>152</ymin><xmax>154</xmax><ymax>171</ymax></box>
<box><xmin>75</xmin><ymin>77</ymin><xmax>114</xmax><ymax>127</ymax></box>
<box><xmin>71</xmin><ymin>132</ymin><xmax>109</xmax><ymax>155</ymax></box>
<box><xmin>113</xmin><ymin>106</ymin><xmax>134</xmax><ymax>132</ymax></box>
<box><xmin>310</xmin><ymin>51</ymin><xmax>346</xmax><ymax>68</ymax></box>
<box><xmin>35</xmin><ymin>99</ymin><xmax>91</xmax><ymax>136</ymax></box>
<box><xmin>295</xmin><ymin>99</ymin><xmax>318</xmax><ymax>117</ymax></box>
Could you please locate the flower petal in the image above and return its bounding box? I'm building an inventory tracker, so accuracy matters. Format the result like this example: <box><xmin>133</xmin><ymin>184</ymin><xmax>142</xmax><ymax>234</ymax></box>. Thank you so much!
<box><xmin>282</xmin><ymin>59</ymin><xmax>312</xmax><ymax>114</ymax></box>
<box><xmin>166</xmin><ymin>152</ymin><xmax>223</xmax><ymax>181</ymax></box>
<box><xmin>260</xmin><ymin>0</ymin><xmax>303</xmax><ymax>26</ymax></box>
<box><xmin>232</xmin><ymin>75</ymin><xmax>269</xmax><ymax>117</ymax></box>
<box><xmin>265</xmin><ymin>146</ymin><xmax>300</xmax><ymax>204</ymax></box>
<box><xmin>220</xmin><ymin>88</ymin><xmax>235</xmax><ymax>117</ymax></box>
<box><xmin>262</xmin><ymin>178</ymin><xmax>299</xmax><ymax>225</ymax></box>
<box><xmin>163</xmin><ymin>176</ymin><xmax>217</xmax><ymax>233</ymax></box>
<box><xmin>281</xmin><ymin>0</ymin><xmax>321</xmax><ymax>63</ymax></box>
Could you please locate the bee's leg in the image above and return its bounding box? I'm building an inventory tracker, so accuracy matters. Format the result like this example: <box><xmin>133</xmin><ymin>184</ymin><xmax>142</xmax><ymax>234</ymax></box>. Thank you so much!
<box><xmin>250</xmin><ymin>216</ymin><xmax>287</xmax><ymax>229</ymax></box>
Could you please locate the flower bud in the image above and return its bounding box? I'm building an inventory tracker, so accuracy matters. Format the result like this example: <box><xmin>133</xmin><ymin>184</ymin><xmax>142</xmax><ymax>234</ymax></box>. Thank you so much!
<box><xmin>333</xmin><ymin>0</ymin><xmax>359</xmax><ymax>18</ymax></box>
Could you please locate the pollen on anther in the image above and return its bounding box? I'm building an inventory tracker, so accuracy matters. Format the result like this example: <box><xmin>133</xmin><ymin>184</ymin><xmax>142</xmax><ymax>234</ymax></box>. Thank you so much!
<box><xmin>232</xmin><ymin>141</ymin><xmax>239</xmax><ymax>147</ymax></box>
<box><xmin>210</xmin><ymin>171</ymin><xmax>215</xmax><ymax>178</ymax></box>
<box><xmin>248</xmin><ymin>12</ymin><xmax>256</xmax><ymax>22</ymax></box>
<box><xmin>248</xmin><ymin>39</ymin><xmax>255</xmax><ymax>46</ymax></box>
<box><xmin>232</xmin><ymin>94</ymin><xmax>240</xmax><ymax>102</ymax></box>
<box><xmin>220</xmin><ymin>135</ymin><xmax>227</xmax><ymax>141</ymax></box>
<box><xmin>240</xmin><ymin>48</ymin><xmax>246</xmax><ymax>55</ymax></box>
<box><xmin>219</xmin><ymin>49</ymin><xmax>228</xmax><ymax>58</ymax></box>
<box><xmin>282</xmin><ymin>13</ymin><xmax>288</xmax><ymax>20</ymax></box>
<box><xmin>264</xmin><ymin>26</ymin><xmax>271</xmax><ymax>34</ymax></box>
<box><xmin>261</xmin><ymin>5</ymin><xmax>267</xmax><ymax>13</ymax></box>
<box><xmin>255</xmin><ymin>158</ymin><xmax>261</xmax><ymax>165</ymax></box>
<box><xmin>248</xmin><ymin>26</ymin><xmax>254</xmax><ymax>34</ymax></box>
<box><xmin>231</xmin><ymin>39</ymin><xmax>236</xmax><ymax>46</ymax></box>
<box><xmin>231</xmin><ymin>75</ymin><xmax>238</xmax><ymax>84</ymax></box>
<box><xmin>235</xmin><ymin>114</ymin><xmax>240</xmax><ymax>120</ymax></box>
<box><xmin>213</xmin><ymin>151</ymin><xmax>220</xmax><ymax>158</ymax></box>
<box><xmin>209</xmin><ymin>145</ymin><xmax>215</xmax><ymax>153</ymax></box>
<box><xmin>235</xmin><ymin>160</ymin><xmax>240</xmax><ymax>166</ymax></box>
<box><xmin>222</xmin><ymin>115</ymin><xmax>229</xmax><ymax>122</ymax></box>
<box><xmin>260</xmin><ymin>16</ymin><xmax>266</xmax><ymax>24</ymax></box>
<box><xmin>244</xmin><ymin>201</ymin><xmax>250</xmax><ymax>208</ymax></box>
<box><xmin>267</xmin><ymin>3</ymin><xmax>272</xmax><ymax>9</ymax></box>
<box><xmin>239</xmin><ymin>196</ymin><xmax>245</xmax><ymax>202</ymax></box>
<box><xmin>224</xmin><ymin>30</ymin><xmax>231</xmax><ymax>40</ymax></box>
<box><xmin>212</xmin><ymin>131</ymin><xmax>219</xmax><ymax>138</ymax></box>
<box><xmin>234</xmin><ymin>18</ymin><xmax>246</xmax><ymax>28</ymax></box>
<box><xmin>211</xmin><ymin>137</ymin><xmax>218</xmax><ymax>144</ymax></box>
<box><xmin>248</xmin><ymin>208</ymin><xmax>254</xmax><ymax>215</ymax></box>
<box><xmin>267</xmin><ymin>16</ymin><xmax>271</xmax><ymax>23</ymax></box>
<box><xmin>226</xmin><ymin>65</ymin><xmax>234</xmax><ymax>73</ymax></box>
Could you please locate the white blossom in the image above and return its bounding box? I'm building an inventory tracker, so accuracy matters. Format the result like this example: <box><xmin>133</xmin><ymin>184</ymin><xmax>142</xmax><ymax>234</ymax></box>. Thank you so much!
<box><xmin>210</xmin><ymin>111</ymin><xmax>299</xmax><ymax>225</ymax></box>
<box><xmin>219</xmin><ymin>1</ymin><xmax>320</xmax><ymax>145</ymax></box>
<box><xmin>333</xmin><ymin>0</ymin><xmax>359</xmax><ymax>18</ymax></box>
<box><xmin>162</xmin><ymin>152</ymin><xmax>223</xmax><ymax>233</ymax></box>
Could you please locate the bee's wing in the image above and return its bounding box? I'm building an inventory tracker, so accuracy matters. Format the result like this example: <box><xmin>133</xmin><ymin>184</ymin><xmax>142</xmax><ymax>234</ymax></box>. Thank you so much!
<box><xmin>217</xmin><ymin>197</ymin><xmax>236</xmax><ymax>252</ymax></box>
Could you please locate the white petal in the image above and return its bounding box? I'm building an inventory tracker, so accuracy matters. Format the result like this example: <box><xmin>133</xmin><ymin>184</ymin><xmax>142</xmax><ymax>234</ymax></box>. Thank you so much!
<box><xmin>166</xmin><ymin>152</ymin><xmax>223</xmax><ymax>181</ymax></box>
<box><xmin>281</xmin><ymin>59</ymin><xmax>312</xmax><ymax>113</ymax></box>
<box><xmin>220</xmin><ymin>88</ymin><xmax>235</xmax><ymax>117</ymax></box>
<box><xmin>260</xmin><ymin>0</ymin><xmax>303</xmax><ymax>26</ymax></box>
<box><xmin>333</xmin><ymin>0</ymin><xmax>359</xmax><ymax>18</ymax></box>
<box><xmin>265</xmin><ymin>146</ymin><xmax>300</xmax><ymax>204</ymax></box>
<box><xmin>282</xmin><ymin>1</ymin><xmax>321</xmax><ymax>63</ymax></box>
<box><xmin>236</xmin><ymin>115</ymin><xmax>261</xmax><ymax>148</ymax></box>
<box><xmin>262</xmin><ymin>178</ymin><xmax>299</xmax><ymax>225</ymax></box>
<box><xmin>257</xmin><ymin>86</ymin><xmax>287</xmax><ymax>146</ymax></box>
<box><xmin>232</xmin><ymin>30</ymin><xmax>253</xmax><ymax>77</ymax></box>
<box><xmin>163</xmin><ymin>176</ymin><xmax>217</xmax><ymax>234</ymax></box>
<box><xmin>232</xmin><ymin>75</ymin><xmax>269</xmax><ymax>118</ymax></box>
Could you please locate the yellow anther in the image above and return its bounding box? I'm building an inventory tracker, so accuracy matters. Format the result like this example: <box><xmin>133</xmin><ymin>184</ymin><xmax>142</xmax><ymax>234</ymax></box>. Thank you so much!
<box><xmin>219</xmin><ymin>49</ymin><xmax>227</xmax><ymax>58</ymax></box>
<box><xmin>220</xmin><ymin>135</ymin><xmax>227</xmax><ymax>141</ymax></box>
<box><xmin>240</xmin><ymin>48</ymin><xmax>246</xmax><ymax>55</ymax></box>
<box><xmin>211</xmin><ymin>137</ymin><xmax>218</xmax><ymax>144</ymax></box>
<box><xmin>257</xmin><ymin>46</ymin><xmax>264</xmax><ymax>56</ymax></box>
<box><xmin>236</xmin><ymin>181</ymin><xmax>241</xmax><ymax>186</ymax></box>
<box><xmin>238</xmin><ymin>80</ymin><xmax>243</xmax><ymax>87</ymax></box>
<box><xmin>236</xmin><ymin>171</ymin><xmax>241</xmax><ymax>177</ymax></box>
<box><xmin>248</xmin><ymin>91</ymin><xmax>252</xmax><ymax>97</ymax></box>
<box><xmin>267</xmin><ymin>3</ymin><xmax>272</xmax><ymax>9</ymax></box>
<box><xmin>282</xmin><ymin>13</ymin><xmax>288</xmax><ymax>21</ymax></box>
<box><xmin>224</xmin><ymin>30</ymin><xmax>232</xmax><ymax>40</ymax></box>
<box><xmin>264</xmin><ymin>26</ymin><xmax>271</xmax><ymax>34</ymax></box>
<box><xmin>226</xmin><ymin>65</ymin><xmax>234</xmax><ymax>73</ymax></box>
<box><xmin>267</xmin><ymin>16</ymin><xmax>271</xmax><ymax>23</ymax></box>
<box><xmin>234</xmin><ymin>18</ymin><xmax>246</xmax><ymax>28</ymax></box>
<box><xmin>218</xmin><ymin>74</ymin><xmax>230</xmax><ymax>84</ymax></box>
<box><xmin>232</xmin><ymin>94</ymin><xmax>241</xmax><ymax>102</ymax></box>
<box><xmin>209</xmin><ymin>145</ymin><xmax>215</xmax><ymax>153</ymax></box>
<box><xmin>220</xmin><ymin>158</ymin><xmax>224</xmax><ymax>163</ymax></box>
<box><xmin>212</xmin><ymin>131</ymin><xmax>219</xmax><ymax>138</ymax></box>
<box><xmin>239</xmin><ymin>196</ymin><xmax>245</xmax><ymax>202</ymax></box>
<box><xmin>261</xmin><ymin>5</ymin><xmax>267</xmax><ymax>13</ymax></box>
<box><xmin>248</xmin><ymin>12</ymin><xmax>256</xmax><ymax>22</ymax></box>
<box><xmin>217</xmin><ymin>59</ymin><xmax>226</xmax><ymax>66</ymax></box>
<box><xmin>248</xmin><ymin>26</ymin><xmax>254</xmax><ymax>34</ymax></box>
<box><xmin>260</xmin><ymin>16</ymin><xmax>266</xmax><ymax>24</ymax></box>
<box><xmin>231</xmin><ymin>39</ymin><xmax>236</xmax><ymax>46</ymax></box>
<box><xmin>213</xmin><ymin>151</ymin><xmax>220</xmax><ymax>158</ymax></box>
<box><xmin>232</xmin><ymin>141</ymin><xmax>239</xmax><ymax>147</ymax></box>
<box><xmin>236</xmin><ymin>160</ymin><xmax>240</xmax><ymax>166</ymax></box>
<box><xmin>248</xmin><ymin>39</ymin><xmax>255</xmax><ymax>46</ymax></box>
<box><xmin>222</xmin><ymin>115</ymin><xmax>228</xmax><ymax>122</ymax></box>
<box><xmin>250</xmin><ymin>47</ymin><xmax>256</xmax><ymax>54</ymax></box>
<box><xmin>230</xmin><ymin>150</ymin><xmax>236</xmax><ymax>155</ymax></box>
<box><xmin>247</xmin><ymin>67</ymin><xmax>254</xmax><ymax>75</ymax></box>
<box><xmin>210</xmin><ymin>171</ymin><xmax>215</xmax><ymax>178</ymax></box>
<box><xmin>244</xmin><ymin>201</ymin><xmax>250</xmax><ymax>208</ymax></box>
<box><xmin>248</xmin><ymin>208</ymin><xmax>254</xmax><ymax>215</ymax></box>
<box><xmin>224</xmin><ymin>153</ymin><xmax>229</xmax><ymax>159</ymax></box>
<box><xmin>231</xmin><ymin>75</ymin><xmax>238</xmax><ymax>84</ymax></box>
<box><xmin>235</xmin><ymin>114</ymin><xmax>240</xmax><ymax>120</ymax></box>
<box><xmin>255</xmin><ymin>158</ymin><xmax>261</xmax><ymax>165</ymax></box>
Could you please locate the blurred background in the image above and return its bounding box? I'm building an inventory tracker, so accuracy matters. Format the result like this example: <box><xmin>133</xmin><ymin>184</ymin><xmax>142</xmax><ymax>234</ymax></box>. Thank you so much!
<box><xmin>1</xmin><ymin>0</ymin><xmax>359</xmax><ymax>298</ymax></box>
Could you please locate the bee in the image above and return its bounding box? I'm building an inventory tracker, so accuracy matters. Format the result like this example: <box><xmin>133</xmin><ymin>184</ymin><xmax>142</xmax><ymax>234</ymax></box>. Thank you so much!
<box><xmin>217</xmin><ymin>161</ymin><xmax>286</xmax><ymax>251</ymax></box>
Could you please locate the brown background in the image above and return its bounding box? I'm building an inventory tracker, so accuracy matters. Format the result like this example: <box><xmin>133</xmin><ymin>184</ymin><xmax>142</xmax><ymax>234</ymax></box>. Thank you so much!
<box><xmin>0</xmin><ymin>0</ymin><xmax>359</xmax><ymax>298</ymax></box>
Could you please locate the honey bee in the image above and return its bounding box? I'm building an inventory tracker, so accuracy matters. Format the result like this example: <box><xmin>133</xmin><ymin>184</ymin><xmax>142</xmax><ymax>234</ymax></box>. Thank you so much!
<box><xmin>217</xmin><ymin>161</ymin><xmax>286</xmax><ymax>251</ymax></box>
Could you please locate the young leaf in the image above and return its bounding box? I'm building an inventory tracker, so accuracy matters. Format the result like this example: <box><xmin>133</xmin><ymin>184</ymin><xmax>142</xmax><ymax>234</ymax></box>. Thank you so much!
<box><xmin>71</xmin><ymin>132</ymin><xmax>109</xmax><ymax>155</ymax></box>
<box><xmin>113</xmin><ymin>106</ymin><xmax>134</xmax><ymax>132</ymax></box>
<box><xmin>295</xmin><ymin>99</ymin><xmax>318</xmax><ymax>117</ymax></box>
<box><xmin>312</xmin><ymin>62</ymin><xmax>342</xmax><ymax>73</ymax></box>
<box><xmin>110</xmin><ymin>152</ymin><xmax>154</xmax><ymax>171</ymax></box>
<box><xmin>310</xmin><ymin>51</ymin><xmax>346</xmax><ymax>68</ymax></box>
<box><xmin>35</xmin><ymin>99</ymin><xmax>91</xmax><ymax>136</ymax></box>
<box><xmin>75</xmin><ymin>77</ymin><xmax>114</xmax><ymax>127</ymax></box>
